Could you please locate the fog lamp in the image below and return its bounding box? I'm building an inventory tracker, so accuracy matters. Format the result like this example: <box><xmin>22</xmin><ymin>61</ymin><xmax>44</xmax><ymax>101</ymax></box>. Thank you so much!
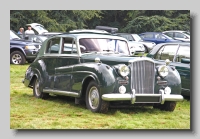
<box><xmin>164</xmin><ymin>86</ymin><xmax>171</xmax><ymax>95</ymax></box>
<box><xmin>119</xmin><ymin>85</ymin><xmax>126</xmax><ymax>94</ymax></box>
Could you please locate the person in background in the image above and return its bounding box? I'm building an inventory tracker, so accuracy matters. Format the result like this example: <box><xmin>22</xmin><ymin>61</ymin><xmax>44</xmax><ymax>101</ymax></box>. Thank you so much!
<box><xmin>25</xmin><ymin>25</ymin><xmax>35</xmax><ymax>35</ymax></box>
<box><xmin>17</xmin><ymin>27</ymin><xmax>24</xmax><ymax>34</ymax></box>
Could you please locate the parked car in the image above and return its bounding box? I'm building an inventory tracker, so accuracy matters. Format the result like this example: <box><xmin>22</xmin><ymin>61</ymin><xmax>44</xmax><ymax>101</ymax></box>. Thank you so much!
<box><xmin>22</xmin><ymin>28</ymin><xmax>184</xmax><ymax>113</ymax></box>
<box><xmin>146</xmin><ymin>42</ymin><xmax>190</xmax><ymax>97</ymax></box>
<box><xmin>139</xmin><ymin>32</ymin><xmax>182</xmax><ymax>44</ymax></box>
<box><xmin>117</xmin><ymin>33</ymin><xmax>156</xmax><ymax>53</ymax></box>
<box><xmin>162</xmin><ymin>30</ymin><xmax>190</xmax><ymax>42</ymax></box>
<box><xmin>20</xmin><ymin>32</ymin><xmax>63</xmax><ymax>44</ymax></box>
<box><xmin>10</xmin><ymin>30</ymin><xmax>41</xmax><ymax>65</ymax></box>
<box><xmin>131</xmin><ymin>34</ymin><xmax>156</xmax><ymax>53</ymax></box>
<box><xmin>117</xmin><ymin>33</ymin><xmax>145</xmax><ymax>54</ymax></box>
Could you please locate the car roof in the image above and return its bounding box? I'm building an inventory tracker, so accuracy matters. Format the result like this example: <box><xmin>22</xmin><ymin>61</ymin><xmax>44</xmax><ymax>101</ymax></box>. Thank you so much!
<box><xmin>116</xmin><ymin>33</ymin><xmax>132</xmax><ymax>35</ymax></box>
<box><xmin>69</xmin><ymin>29</ymin><xmax>109</xmax><ymax>34</ymax></box>
<box><xmin>46</xmin><ymin>32</ymin><xmax>127</xmax><ymax>42</ymax></box>
<box><xmin>140</xmin><ymin>32</ymin><xmax>163</xmax><ymax>34</ymax></box>
<box><xmin>54</xmin><ymin>33</ymin><xmax>128</xmax><ymax>41</ymax></box>
<box><xmin>163</xmin><ymin>30</ymin><xmax>188</xmax><ymax>33</ymax></box>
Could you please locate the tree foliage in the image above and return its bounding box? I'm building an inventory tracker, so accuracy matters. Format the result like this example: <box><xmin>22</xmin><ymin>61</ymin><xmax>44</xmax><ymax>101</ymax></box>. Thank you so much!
<box><xmin>10</xmin><ymin>10</ymin><xmax>190</xmax><ymax>34</ymax></box>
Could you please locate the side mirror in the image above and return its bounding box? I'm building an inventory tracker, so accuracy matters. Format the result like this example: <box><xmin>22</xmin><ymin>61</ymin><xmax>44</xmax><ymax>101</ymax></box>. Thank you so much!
<box><xmin>181</xmin><ymin>58</ymin><xmax>190</xmax><ymax>64</ymax></box>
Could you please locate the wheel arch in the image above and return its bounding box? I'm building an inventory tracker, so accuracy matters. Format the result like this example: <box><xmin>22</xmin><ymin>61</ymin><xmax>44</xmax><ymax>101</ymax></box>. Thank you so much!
<box><xmin>10</xmin><ymin>47</ymin><xmax>26</xmax><ymax>56</ymax></box>
<box><xmin>80</xmin><ymin>75</ymin><xmax>97</xmax><ymax>100</ymax></box>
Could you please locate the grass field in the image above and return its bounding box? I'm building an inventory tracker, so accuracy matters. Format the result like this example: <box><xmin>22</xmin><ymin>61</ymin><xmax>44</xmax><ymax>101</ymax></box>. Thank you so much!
<box><xmin>10</xmin><ymin>64</ymin><xmax>190</xmax><ymax>129</ymax></box>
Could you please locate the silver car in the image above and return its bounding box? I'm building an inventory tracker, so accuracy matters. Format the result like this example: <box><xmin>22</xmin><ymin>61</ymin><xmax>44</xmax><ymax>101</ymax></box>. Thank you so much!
<box><xmin>162</xmin><ymin>30</ymin><xmax>190</xmax><ymax>42</ymax></box>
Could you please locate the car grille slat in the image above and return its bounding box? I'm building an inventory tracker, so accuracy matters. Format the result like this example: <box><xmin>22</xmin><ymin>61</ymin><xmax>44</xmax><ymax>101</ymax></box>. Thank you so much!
<box><xmin>131</xmin><ymin>60</ymin><xmax>155</xmax><ymax>94</ymax></box>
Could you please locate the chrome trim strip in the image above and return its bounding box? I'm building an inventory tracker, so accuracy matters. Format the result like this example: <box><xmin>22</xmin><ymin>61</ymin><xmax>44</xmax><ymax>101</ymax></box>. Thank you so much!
<box><xmin>131</xmin><ymin>89</ymin><xmax>136</xmax><ymax>104</ymax></box>
<box><xmin>43</xmin><ymin>89</ymin><xmax>79</xmax><ymax>97</ymax></box>
<box><xmin>160</xmin><ymin>89</ymin><xmax>165</xmax><ymax>104</ymax></box>
<box><xmin>128</xmin><ymin>57</ymin><xmax>155</xmax><ymax>64</ymax></box>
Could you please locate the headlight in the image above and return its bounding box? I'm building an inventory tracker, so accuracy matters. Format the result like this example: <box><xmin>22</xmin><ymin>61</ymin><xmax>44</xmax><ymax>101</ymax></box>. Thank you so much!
<box><xmin>25</xmin><ymin>45</ymin><xmax>36</xmax><ymax>50</ymax></box>
<box><xmin>118</xmin><ymin>64</ymin><xmax>130</xmax><ymax>77</ymax></box>
<box><xmin>158</xmin><ymin>65</ymin><xmax>169</xmax><ymax>77</ymax></box>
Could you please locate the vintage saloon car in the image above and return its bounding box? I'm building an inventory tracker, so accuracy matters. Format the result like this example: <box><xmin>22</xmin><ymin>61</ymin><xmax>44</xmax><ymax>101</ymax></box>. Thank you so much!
<box><xmin>22</xmin><ymin>30</ymin><xmax>184</xmax><ymax>113</ymax></box>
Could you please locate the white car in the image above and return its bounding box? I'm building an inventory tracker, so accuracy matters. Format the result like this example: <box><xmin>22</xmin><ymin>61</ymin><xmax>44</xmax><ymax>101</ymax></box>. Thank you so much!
<box><xmin>26</xmin><ymin>23</ymin><xmax>48</xmax><ymax>34</ymax></box>
<box><xmin>162</xmin><ymin>30</ymin><xmax>190</xmax><ymax>42</ymax></box>
<box><xmin>128</xmin><ymin>41</ymin><xmax>145</xmax><ymax>55</ymax></box>
<box><xmin>117</xmin><ymin>33</ymin><xmax>154</xmax><ymax>53</ymax></box>
<box><xmin>131</xmin><ymin>34</ymin><xmax>156</xmax><ymax>53</ymax></box>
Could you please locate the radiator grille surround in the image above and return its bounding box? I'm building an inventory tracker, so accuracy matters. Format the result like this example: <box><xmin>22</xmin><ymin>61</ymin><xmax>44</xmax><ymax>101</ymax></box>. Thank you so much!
<box><xmin>130</xmin><ymin>59</ymin><xmax>155</xmax><ymax>94</ymax></box>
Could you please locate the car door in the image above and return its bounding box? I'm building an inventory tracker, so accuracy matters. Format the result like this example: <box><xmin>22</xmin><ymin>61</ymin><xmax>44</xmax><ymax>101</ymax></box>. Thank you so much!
<box><xmin>42</xmin><ymin>37</ymin><xmax>62</xmax><ymax>89</ymax></box>
<box><xmin>54</xmin><ymin>37</ymin><xmax>81</xmax><ymax>92</ymax></box>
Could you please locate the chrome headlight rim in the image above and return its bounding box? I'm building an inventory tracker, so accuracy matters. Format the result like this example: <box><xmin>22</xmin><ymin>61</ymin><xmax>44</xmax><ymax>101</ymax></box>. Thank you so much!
<box><xmin>118</xmin><ymin>64</ymin><xmax>130</xmax><ymax>77</ymax></box>
<box><xmin>158</xmin><ymin>65</ymin><xmax>169</xmax><ymax>77</ymax></box>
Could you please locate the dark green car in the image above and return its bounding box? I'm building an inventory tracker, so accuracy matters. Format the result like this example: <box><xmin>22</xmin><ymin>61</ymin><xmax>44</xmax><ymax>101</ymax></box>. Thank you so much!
<box><xmin>22</xmin><ymin>30</ymin><xmax>184</xmax><ymax>113</ymax></box>
<box><xmin>146</xmin><ymin>42</ymin><xmax>190</xmax><ymax>97</ymax></box>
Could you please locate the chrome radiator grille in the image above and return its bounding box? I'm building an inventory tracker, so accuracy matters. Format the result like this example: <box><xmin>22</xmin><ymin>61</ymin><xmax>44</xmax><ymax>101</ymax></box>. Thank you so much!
<box><xmin>130</xmin><ymin>60</ymin><xmax>155</xmax><ymax>94</ymax></box>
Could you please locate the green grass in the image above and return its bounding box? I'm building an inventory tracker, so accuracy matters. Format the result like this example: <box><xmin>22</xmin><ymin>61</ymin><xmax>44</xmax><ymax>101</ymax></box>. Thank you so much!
<box><xmin>10</xmin><ymin>64</ymin><xmax>190</xmax><ymax>129</ymax></box>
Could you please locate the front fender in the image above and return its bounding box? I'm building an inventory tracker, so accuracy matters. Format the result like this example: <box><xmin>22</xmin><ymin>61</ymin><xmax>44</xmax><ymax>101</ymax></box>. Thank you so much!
<box><xmin>56</xmin><ymin>62</ymin><xmax>118</xmax><ymax>96</ymax></box>
<box><xmin>155</xmin><ymin>65</ymin><xmax>182</xmax><ymax>95</ymax></box>
<box><xmin>10</xmin><ymin>46</ymin><xmax>26</xmax><ymax>56</ymax></box>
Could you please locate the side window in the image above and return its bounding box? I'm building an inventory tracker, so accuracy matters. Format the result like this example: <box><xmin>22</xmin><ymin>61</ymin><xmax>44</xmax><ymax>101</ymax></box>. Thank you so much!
<box><xmin>174</xmin><ymin>32</ymin><xmax>185</xmax><ymax>38</ymax></box>
<box><xmin>155</xmin><ymin>45</ymin><xmax>179</xmax><ymax>61</ymax></box>
<box><xmin>164</xmin><ymin>32</ymin><xmax>173</xmax><ymax>38</ymax></box>
<box><xmin>155</xmin><ymin>34</ymin><xmax>166</xmax><ymax>39</ymax></box>
<box><xmin>144</xmin><ymin>33</ymin><xmax>153</xmax><ymax>38</ymax></box>
<box><xmin>61</xmin><ymin>37</ymin><xmax>77</xmax><ymax>54</ymax></box>
<box><xmin>46</xmin><ymin>37</ymin><xmax>60</xmax><ymax>54</ymax></box>
<box><xmin>175</xmin><ymin>45</ymin><xmax>190</xmax><ymax>62</ymax></box>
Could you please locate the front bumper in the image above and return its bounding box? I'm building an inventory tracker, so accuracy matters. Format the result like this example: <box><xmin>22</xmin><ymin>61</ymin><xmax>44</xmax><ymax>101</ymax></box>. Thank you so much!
<box><xmin>102</xmin><ymin>89</ymin><xmax>184</xmax><ymax>104</ymax></box>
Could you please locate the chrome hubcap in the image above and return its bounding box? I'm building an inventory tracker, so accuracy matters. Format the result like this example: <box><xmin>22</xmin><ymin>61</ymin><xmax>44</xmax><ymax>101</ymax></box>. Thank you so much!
<box><xmin>88</xmin><ymin>86</ymin><xmax>99</xmax><ymax>109</ymax></box>
<box><xmin>12</xmin><ymin>54</ymin><xmax>22</xmax><ymax>64</ymax></box>
<box><xmin>35</xmin><ymin>79</ymin><xmax>41</xmax><ymax>96</ymax></box>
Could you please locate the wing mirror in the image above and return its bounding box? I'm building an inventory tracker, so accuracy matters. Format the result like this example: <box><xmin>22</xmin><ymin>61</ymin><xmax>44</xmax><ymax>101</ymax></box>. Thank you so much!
<box><xmin>181</xmin><ymin>58</ymin><xmax>190</xmax><ymax>64</ymax></box>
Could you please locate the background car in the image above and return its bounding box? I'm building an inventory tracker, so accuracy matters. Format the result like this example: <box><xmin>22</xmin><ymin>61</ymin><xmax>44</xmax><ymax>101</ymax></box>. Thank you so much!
<box><xmin>117</xmin><ymin>33</ymin><xmax>156</xmax><ymax>53</ymax></box>
<box><xmin>10</xmin><ymin>30</ymin><xmax>41</xmax><ymax>64</ymax></box>
<box><xmin>146</xmin><ymin>42</ymin><xmax>190</xmax><ymax>97</ymax></box>
<box><xmin>131</xmin><ymin>34</ymin><xmax>156</xmax><ymax>53</ymax></box>
<box><xmin>162</xmin><ymin>30</ymin><xmax>190</xmax><ymax>42</ymax></box>
<box><xmin>20</xmin><ymin>32</ymin><xmax>63</xmax><ymax>44</ymax></box>
<box><xmin>25</xmin><ymin>23</ymin><xmax>48</xmax><ymax>35</ymax></box>
<box><xmin>23</xmin><ymin>29</ymin><xmax>184</xmax><ymax>113</ymax></box>
<box><xmin>117</xmin><ymin>33</ymin><xmax>145</xmax><ymax>54</ymax></box>
<box><xmin>139</xmin><ymin>32</ymin><xmax>182</xmax><ymax>44</ymax></box>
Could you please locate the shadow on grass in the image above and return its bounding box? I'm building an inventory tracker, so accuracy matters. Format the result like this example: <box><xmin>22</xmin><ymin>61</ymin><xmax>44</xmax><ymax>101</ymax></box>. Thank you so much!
<box><xmin>21</xmin><ymin>93</ymin><xmax>164</xmax><ymax>115</ymax></box>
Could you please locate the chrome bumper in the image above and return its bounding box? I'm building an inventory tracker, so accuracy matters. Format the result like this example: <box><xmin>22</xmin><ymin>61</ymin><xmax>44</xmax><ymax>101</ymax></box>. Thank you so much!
<box><xmin>102</xmin><ymin>89</ymin><xmax>184</xmax><ymax>104</ymax></box>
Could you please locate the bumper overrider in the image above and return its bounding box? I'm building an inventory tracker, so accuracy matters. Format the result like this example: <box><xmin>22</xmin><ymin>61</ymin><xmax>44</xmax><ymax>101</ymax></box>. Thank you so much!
<box><xmin>102</xmin><ymin>89</ymin><xmax>184</xmax><ymax>104</ymax></box>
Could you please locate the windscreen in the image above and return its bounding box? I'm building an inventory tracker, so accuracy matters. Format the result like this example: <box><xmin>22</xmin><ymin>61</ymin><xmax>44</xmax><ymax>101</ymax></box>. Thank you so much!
<box><xmin>79</xmin><ymin>38</ymin><xmax>130</xmax><ymax>55</ymax></box>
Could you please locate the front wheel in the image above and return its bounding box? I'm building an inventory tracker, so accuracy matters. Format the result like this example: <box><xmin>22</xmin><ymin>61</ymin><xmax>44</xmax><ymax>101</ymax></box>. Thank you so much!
<box><xmin>10</xmin><ymin>51</ymin><xmax>26</xmax><ymax>65</ymax></box>
<box><xmin>33</xmin><ymin>78</ymin><xmax>49</xmax><ymax>99</ymax></box>
<box><xmin>153</xmin><ymin>101</ymin><xmax>176</xmax><ymax>112</ymax></box>
<box><xmin>85</xmin><ymin>81</ymin><xmax>109</xmax><ymax>113</ymax></box>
